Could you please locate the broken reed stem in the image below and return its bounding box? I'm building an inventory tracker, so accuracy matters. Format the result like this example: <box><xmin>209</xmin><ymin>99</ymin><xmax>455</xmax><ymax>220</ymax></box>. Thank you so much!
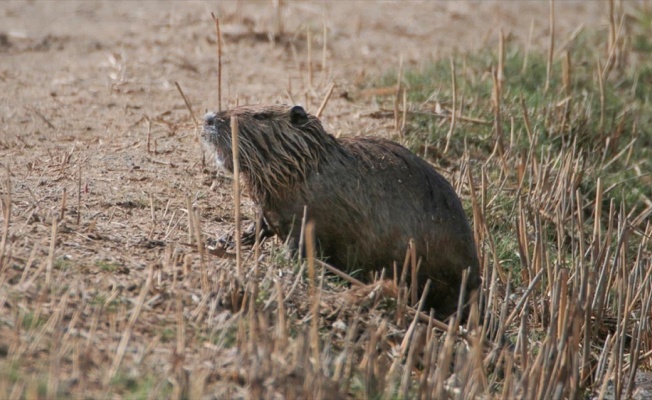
<box><xmin>305</xmin><ymin>222</ymin><xmax>320</xmax><ymax>368</ymax></box>
<box><xmin>315</xmin><ymin>82</ymin><xmax>335</xmax><ymax>118</ymax></box>
<box><xmin>186</xmin><ymin>197</ymin><xmax>195</xmax><ymax>245</ymax></box>
<box><xmin>498</xmin><ymin>29</ymin><xmax>505</xmax><ymax>95</ymax></box>
<box><xmin>444</xmin><ymin>57</ymin><xmax>457</xmax><ymax>154</ymax></box>
<box><xmin>59</xmin><ymin>187</ymin><xmax>67</xmax><ymax>221</ymax></box>
<box><xmin>148</xmin><ymin>193</ymin><xmax>155</xmax><ymax>240</ymax></box>
<box><xmin>76</xmin><ymin>163</ymin><xmax>82</xmax><ymax>225</ymax></box>
<box><xmin>274</xmin><ymin>279</ymin><xmax>287</xmax><ymax>348</ymax></box>
<box><xmin>231</xmin><ymin>117</ymin><xmax>243</xmax><ymax>278</ymax></box>
<box><xmin>274</xmin><ymin>0</ymin><xmax>284</xmax><ymax>38</ymax></box>
<box><xmin>0</xmin><ymin>172</ymin><xmax>11</xmax><ymax>270</ymax></box>
<box><xmin>503</xmin><ymin>269</ymin><xmax>544</xmax><ymax>328</ymax></box>
<box><xmin>491</xmin><ymin>68</ymin><xmax>505</xmax><ymax>160</ymax></box>
<box><xmin>400</xmin><ymin>279</ymin><xmax>431</xmax><ymax>353</ymax></box>
<box><xmin>522</xmin><ymin>18</ymin><xmax>535</xmax><ymax>74</ymax></box>
<box><xmin>394</xmin><ymin>55</ymin><xmax>404</xmax><ymax>138</ymax></box>
<box><xmin>253</xmin><ymin>211</ymin><xmax>261</xmax><ymax>274</ymax></box>
<box><xmin>211</xmin><ymin>13</ymin><xmax>222</xmax><ymax>112</ymax></box>
<box><xmin>104</xmin><ymin>264</ymin><xmax>154</xmax><ymax>386</ymax></box>
<box><xmin>45</xmin><ymin>218</ymin><xmax>58</xmax><ymax>287</ymax></box>
<box><xmin>410</xmin><ymin>240</ymin><xmax>418</xmax><ymax>306</ymax></box>
<box><xmin>545</xmin><ymin>0</ymin><xmax>555</xmax><ymax>93</ymax></box>
<box><xmin>597</xmin><ymin>60</ymin><xmax>605</xmax><ymax>130</ymax></box>
<box><xmin>562</xmin><ymin>51</ymin><xmax>571</xmax><ymax>97</ymax></box>
<box><xmin>321</xmin><ymin>18</ymin><xmax>327</xmax><ymax>83</ymax></box>
<box><xmin>315</xmin><ymin>260</ymin><xmax>365</xmax><ymax>287</ymax></box>
<box><xmin>145</xmin><ymin>116</ymin><xmax>152</xmax><ymax>154</ymax></box>
<box><xmin>307</xmin><ymin>27</ymin><xmax>313</xmax><ymax>89</ymax></box>
<box><xmin>401</xmin><ymin>88</ymin><xmax>407</xmax><ymax>132</ymax></box>
<box><xmin>174</xmin><ymin>81</ymin><xmax>199</xmax><ymax>135</ymax></box>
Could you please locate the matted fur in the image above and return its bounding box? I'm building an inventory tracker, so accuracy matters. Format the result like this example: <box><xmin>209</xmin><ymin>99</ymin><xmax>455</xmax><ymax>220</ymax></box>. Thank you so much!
<box><xmin>203</xmin><ymin>104</ymin><xmax>480</xmax><ymax>318</ymax></box>
<box><xmin>203</xmin><ymin>105</ymin><xmax>343</xmax><ymax>207</ymax></box>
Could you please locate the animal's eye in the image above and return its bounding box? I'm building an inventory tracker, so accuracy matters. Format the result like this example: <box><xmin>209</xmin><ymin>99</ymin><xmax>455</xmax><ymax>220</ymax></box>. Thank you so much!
<box><xmin>253</xmin><ymin>112</ymin><xmax>270</xmax><ymax>120</ymax></box>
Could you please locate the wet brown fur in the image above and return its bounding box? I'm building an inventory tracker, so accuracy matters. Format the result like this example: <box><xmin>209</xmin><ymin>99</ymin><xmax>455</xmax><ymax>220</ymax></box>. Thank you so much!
<box><xmin>203</xmin><ymin>104</ymin><xmax>480</xmax><ymax>318</ymax></box>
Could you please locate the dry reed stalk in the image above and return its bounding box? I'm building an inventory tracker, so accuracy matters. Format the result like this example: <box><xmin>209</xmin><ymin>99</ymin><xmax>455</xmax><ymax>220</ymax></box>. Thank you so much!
<box><xmin>400</xmin><ymin>279</ymin><xmax>431</xmax><ymax>354</ymax></box>
<box><xmin>557</xmin><ymin>268</ymin><xmax>568</xmax><ymax>341</ymax></box>
<box><xmin>148</xmin><ymin>193</ymin><xmax>155</xmax><ymax>240</ymax></box>
<box><xmin>76</xmin><ymin>163</ymin><xmax>82</xmax><ymax>225</ymax></box>
<box><xmin>192</xmin><ymin>207</ymin><xmax>208</xmax><ymax>294</ymax></box>
<box><xmin>394</xmin><ymin>56</ymin><xmax>403</xmax><ymax>138</ymax></box>
<box><xmin>516</xmin><ymin>198</ymin><xmax>530</xmax><ymax>271</ymax></box>
<box><xmin>305</xmin><ymin>222</ymin><xmax>320</xmax><ymax>368</ymax></box>
<box><xmin>253</xmin><ymin>210</ymin><xmax>261</xmax><ymax>274</ymax></box>
<box><xmin>454</xmin><ymin>269</ymin><xmax>470</xmax><ymax>325</ymax></box>
<box><xmin>321</xmin><ymin>18</ymin><xmax>327</xmax><ymax>83</ymax></box>
<box><xmin>44</xmin><ymin>218</ymin><xmax>57</xmax><ymax>287</ymax></box>
<box><xmin>444</xmin><ymin>57</ymin><xmax>457</xmax><ymax>154</ymax></box>
<box><xmin>545</xmin><ymin>0</ymin><xmax>555</xmax><ymax>93</ymax></box>
<box><xmin>28</xmin><ymin>105</ymin><xmax>56</xmax><ymax>130</ymax></box>
<box><xmin>490</xmin><ymin>68</ymin><xmax>505</xmax><ymax>163</ymax></box>
<box><xmin>608</xmin><ymin>0</ymin><xmax>616</xmax><ymax>57</ymax></box>
<box><xmin>434</xmin><ymin>316</ymin><xmax>458</xmax><ymax>397</ymax></box>
<box><xmin>503</xmin><ymin>269</ymin><xmax>544</xmax><ymax>330</ymax></box>
<box><xmin>145</xmin><ymin>116</ymin><xmax>152</xmax><ymax>153</ymax></box>
<box><xmin>185</xmin><ymin>197</ymin><xmax>195</xmax><ymax>245</ymax></box>
<box><xmin>274</xmin><ymin>279</ymin><xmax>287</xmax><ymax>349</ymax></box>
<box><xmin>297</xmin><ymin>205</ymin><xmax>308</xmax><ymax>265</ymax></box>
<box><xmin>231</xmin><ymin>116</ymin><xmax>243</xmax><ymax>278</ymax></box>
<box><xmin>410</xmin><ymin>239</ymin><xmax>417</xmax><ymax>306</ymax></box>
<box><xmin>211</xmin><ymin>13</ymin><xmax>222</xmax><ymax>112</ymax></box>
<box><xmin>562</xmin><ymin>50</ymin><xmax>571</xmax><ymax>95</ymax></box>
<box><xmin>604</xmin><ymin>1</ymin><xmax>625</xmax><ymax>76</ymax></box>
<box><xmin>315</xmin><ymin>82</ymin><xmax>335</xmax><ymax>118</ymax></box>
<box><xmin>467</xmin><ymin>167</ymin><xmax>494</xmax><ymax>283</ymax></box>
<box><xmin>399</xmin><ymin>327</ymin><xmax>422</xmax><ymax>398</ymax></box>
<box><xmin>332</xmin><ymin>311</ymin><xmax>359</xmax><ymax>383</ymax></box>
<box><xmin>522</xmin><ymin>18</ymin><xmax>535</xmax><ymax>74</ymax></box>
<box><xmin>29</xmin><ymin>290</ymin><xmax>69</xmax><ymax>355</ymax></box>
<box><xmin>596</xmin><ymin>60</ymin><xmax>605</xmax><ymax>131</ymax></box>
<box><xmin>401</xmin><ymin>88</ymin><xmax>407</xmax><ymax>133</ymax></box>
<box><xmin>59</xmin><ymin>187</ymin><xmax>67</xmax><ymax>221</ymax></box>
<box><xmin>105</xmin><ymin>264</ymin><xmax>153</xmax><ymax>386</ymax></box>
<box><xmin>274</xmin><ymin>0</ymin><xmax>284</xmax><ymax>39</ymax></box>
<box><xmin>498</xmin><ymin>29</ymin><xmax>505</xmax><ymax>95</ymax></box>
<box><xmin>396</xmin><ymin>239</ymin><xmax>412</xmax><ymax>325</ymax></box>
<box><xmin>315</xmin><ymin>260</ymin><xmax>364</xmax><ymax>287</ymax></box>
<box><xmin>0</xmin><ymin>172</ymin><xmax>10</xmax><ymax>271</ymax></box>
<box><xmin>175</xmin><ymin>81</ymin><xmax>199</xmax><ymax>135</ymax></box>
<box><xmin>307</xmin><ymin>27</ymin><xmax>313</xmax><ymax>89</ymax></box>
<box><xmin>362</xmin><ymin>322</ymin><xmax>379</xmax><ymax>398</ymax></box>
<box><xmin>286</xmin><ymin>73</ymin><xmax>295</xmax><ymax>104</ymax></box>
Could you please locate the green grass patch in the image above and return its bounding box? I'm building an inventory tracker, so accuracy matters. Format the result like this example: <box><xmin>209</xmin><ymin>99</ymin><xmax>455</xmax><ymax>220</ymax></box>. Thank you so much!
<box><xmin>375</xmin><ymin>32</ymin><xmax>651</xmax><ymax>215</ymax></box>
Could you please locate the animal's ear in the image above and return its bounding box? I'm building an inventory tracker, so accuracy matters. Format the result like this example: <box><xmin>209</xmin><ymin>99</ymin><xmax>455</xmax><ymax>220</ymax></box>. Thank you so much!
<box><xmin>290</xmin><ymin>105</ymin><xmax>309</xmax><ymax>124</ymax></box>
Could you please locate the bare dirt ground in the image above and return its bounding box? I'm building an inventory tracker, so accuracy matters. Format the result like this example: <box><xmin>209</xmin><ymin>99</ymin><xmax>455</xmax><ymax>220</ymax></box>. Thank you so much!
<box><xmin>0</xmin><ymin>1</ymin><xmax>634</xmax><ymax>398</ymax></box>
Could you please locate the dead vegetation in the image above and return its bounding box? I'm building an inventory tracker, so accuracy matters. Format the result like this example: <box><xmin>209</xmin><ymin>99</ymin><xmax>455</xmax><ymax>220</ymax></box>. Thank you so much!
<box><xmin>1</xmin><ymin>1</ymin><xmax>651</xmax><ymax>399</ymax></box>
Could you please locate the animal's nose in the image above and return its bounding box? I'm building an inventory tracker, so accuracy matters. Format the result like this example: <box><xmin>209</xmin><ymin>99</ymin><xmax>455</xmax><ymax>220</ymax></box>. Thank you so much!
<box><xmin>204</xmin><ymin>112</ymin><xmax>217</xmax><ymax>125</ymax></box>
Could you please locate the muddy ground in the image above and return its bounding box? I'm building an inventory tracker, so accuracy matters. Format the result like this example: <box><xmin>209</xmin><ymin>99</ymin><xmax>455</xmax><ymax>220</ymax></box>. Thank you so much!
<box><xmin>1</xmin><ymin>0</ymin><xmax>610</xmax><ymax>273</ymax></box>
<box><xmin>0</xmin><ymin>0</ymin><xmax>629</xmax><ymax>397</ymax></box>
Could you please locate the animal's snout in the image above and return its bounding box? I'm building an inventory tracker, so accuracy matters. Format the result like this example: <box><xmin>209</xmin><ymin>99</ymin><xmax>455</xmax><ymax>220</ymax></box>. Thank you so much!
<box><xmin>204</xmin><ymin>112</ymin><xmax>218</xmax><ymax>126</ymax></box>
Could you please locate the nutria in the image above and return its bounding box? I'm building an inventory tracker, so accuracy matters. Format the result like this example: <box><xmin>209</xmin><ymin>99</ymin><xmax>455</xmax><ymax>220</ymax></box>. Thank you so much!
<box><xmin>202</xmin><ymin>104</ymin><xmax>480</xmax><ymax>318</ymax></box>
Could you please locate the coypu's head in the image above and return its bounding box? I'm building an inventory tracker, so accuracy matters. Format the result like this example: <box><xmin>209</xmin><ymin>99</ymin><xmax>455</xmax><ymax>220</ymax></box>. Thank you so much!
<box><xmin>203</xmin><ymin>104</ymin><xmax>339</xmax><ymax>204</ymax></box>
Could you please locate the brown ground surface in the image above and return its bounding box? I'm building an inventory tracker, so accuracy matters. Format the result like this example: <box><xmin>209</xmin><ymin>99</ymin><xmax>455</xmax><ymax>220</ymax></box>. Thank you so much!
<box><xmin>0</xmin><ymin>1</ymin><xmax>628</xmax><ymax>397</ymax></box>
<box><xmin>1</xmin><ymin>0</ymin><xmax>610</xmax><ymax>269</ymax></box>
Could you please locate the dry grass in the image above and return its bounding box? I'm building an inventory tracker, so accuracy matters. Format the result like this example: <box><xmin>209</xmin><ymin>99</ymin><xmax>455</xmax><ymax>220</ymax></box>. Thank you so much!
<box><xmin>1</xmin><ymin>1</ymin><xmax>652</xmax><ymax>399</ymax></box>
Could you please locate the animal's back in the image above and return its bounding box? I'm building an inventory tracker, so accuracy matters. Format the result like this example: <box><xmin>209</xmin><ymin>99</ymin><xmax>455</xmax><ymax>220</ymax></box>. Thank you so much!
<box><xmin>301</xmin><ymin>136</ymin><xmax>480</xmax><ymax>316</ymax></box>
